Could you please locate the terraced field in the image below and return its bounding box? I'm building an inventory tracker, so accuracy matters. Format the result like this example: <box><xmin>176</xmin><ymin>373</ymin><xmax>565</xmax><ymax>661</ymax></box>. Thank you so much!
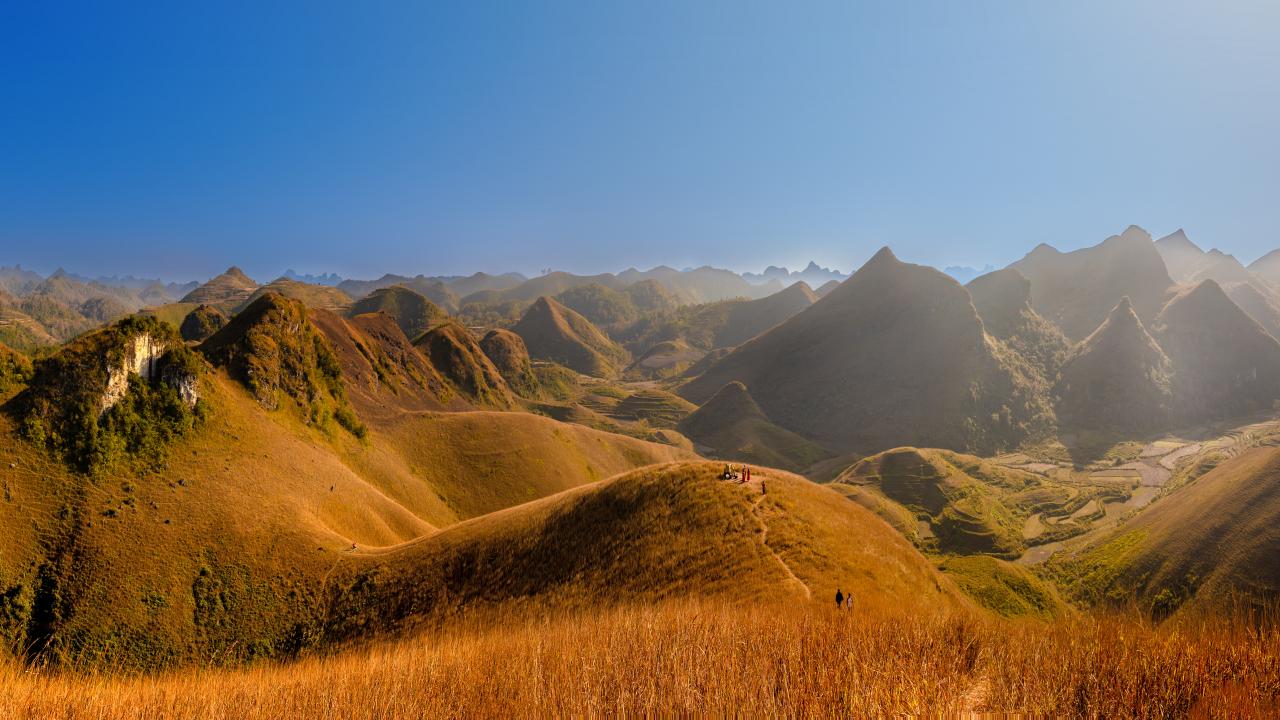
<box><xmin>1006</xmin><ymin>416</ymin><xmax>1280</xmax><ymax>566</ymax></box>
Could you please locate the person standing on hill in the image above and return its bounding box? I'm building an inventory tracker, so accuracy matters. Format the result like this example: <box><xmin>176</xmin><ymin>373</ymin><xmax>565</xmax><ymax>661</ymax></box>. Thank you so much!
<box><xmin>835</xmin><ymin>588</ymin><xmax>844</xmax><ymax>609</ymax></box>
<box><xmin>845</xmin><ymin>592</ymin><xmax>853</xmax><ymax>611</ymax></box>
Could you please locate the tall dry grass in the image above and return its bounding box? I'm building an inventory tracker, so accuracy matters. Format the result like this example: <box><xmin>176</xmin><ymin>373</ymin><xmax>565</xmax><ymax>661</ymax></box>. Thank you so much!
<box><xmin>2</xmin><ymin>600</ymin><xmax>1278</xmax><ymax>719</ymax></box>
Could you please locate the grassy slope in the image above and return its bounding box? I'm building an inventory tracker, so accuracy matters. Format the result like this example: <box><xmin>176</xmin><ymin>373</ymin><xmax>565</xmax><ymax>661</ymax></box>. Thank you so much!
<box><xmin>368</xmin><ymin>409</ymin><xmax>692</xmax><ymax>523</ymax></box>
<box><xmin>1051</xmin><ymin>445</ymin><xmax>1280</xmax><ymax>613</ymax></box>
<box><xmin>0</xmin><ymin>367</ymin><xmax>695</xmax><ymax>668</ymax></box>
<box><xmin>512</xmin><ymin>297</ymin><xmax>629</xmax><ymax>377</ymax></box>
<box><xmin>140</xmin><ymin>302</ymin><xmax>202</xmax><ymax>331</ymax></box>
<box><xmin>5</xmin><ymin>601</ymin><xmax>1280</xmax><ymax>717</ymax></box>
<box><xmin>324</xmin><ymin>462</ymin><xmax>964</xmax><ymax>642</ymax></box>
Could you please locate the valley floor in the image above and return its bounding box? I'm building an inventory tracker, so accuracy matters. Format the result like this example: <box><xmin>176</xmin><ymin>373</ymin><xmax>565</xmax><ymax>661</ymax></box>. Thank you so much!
<box><xmin>4</xmin><ymin>600</ymin><xmax>1277</xmax><ymax>719</ymax></box>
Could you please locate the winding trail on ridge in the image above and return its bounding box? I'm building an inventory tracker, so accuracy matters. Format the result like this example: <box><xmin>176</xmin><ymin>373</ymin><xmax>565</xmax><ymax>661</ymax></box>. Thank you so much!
<box><xmin>748</xmin><ymin>478</ymin><xmax>812</xmax><ymax>600</ymax></box>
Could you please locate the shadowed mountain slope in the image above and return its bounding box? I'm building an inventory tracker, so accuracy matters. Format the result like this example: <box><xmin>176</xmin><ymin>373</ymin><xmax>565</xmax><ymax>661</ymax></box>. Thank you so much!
<box><xmin>967</xmin><ymin>268</ymin><xmax>1071</xmax><ymax>379</ymax></box>
<box><xmin>678</xmin><ymin>382</ymin><xmax>830</xmax><ymax>472</ymax></box>
<box><xmin>713</xmin><ymin>281</ymin><xmax>817</xmax><ymax>348</ymax></box>
<box><xmin>1151</xmin><ymin>280</ymin><xmax>1280</xmax><ymax>421</ymax></box>
<box><xmin>1010</xmin><ymin>226</ymin><xmax>1174</xmax><ymax>340</ymax></box>
<box><xmin>1223</xmin><ymin>282</ymin><xmax>1280</xmax><ymax>340</ymax></box>
<box><xmin>1054</xmin><ymin>297</ymin><xmax>1172</xmax><ymax>434</ymax></box>
<box><xmin>679</xmin><ymin>247</ymin><xmax>1052</xmax><ymax>455</ymax></box>
<box><xmin>1153</xmin><ymin>231</ymin><xmax>1280</xmax><ymax>337</ymax></box>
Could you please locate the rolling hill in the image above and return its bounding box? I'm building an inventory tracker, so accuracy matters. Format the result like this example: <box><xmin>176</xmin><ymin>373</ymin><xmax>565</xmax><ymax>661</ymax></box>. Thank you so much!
<box><xmin>1010</xmin><ymin>226</ymin><xmax>1174</xmax><ymax>341</ymax></box>
<box><xmin>512</xmin><ymin>297</ymin><xmax>629</xmax><ymax>377</ymax></box>
<box><xmin>677</xmin><ymin>381</ymin><xmax>830</xmax><ymax>472</ymax></box>
<box><xmin>323</xmin><ymin>462</ymin><xmax>964</xmax><ymax>643</ymax></box>
<box><xmin>337</xmin><ymin>275</ymin><xmax>461</xmax><ymax>314</ymax></box>
<box><xmin>180</xmin><ymin>266</ymin><xmax>258</xmax><ymax>311</ymax></box>
<box><xmin>625</xmin><ymin>338</ymin><xmax>704</xmax><ymax>379</ymax></box>
<box><xmin>413</xmin><ymin>321</ymin><xmax>515</xmax><ymax>408</ymax></box>
<box><xmin>0</xmin><ymin>337</ymin><xmax>695</xmax><ymax>669</ymax></box>
<box><xmin>309</xmin><ymin>309</ymin><xmax>456</xmax><ymax>419</ymax></box>
<box><xmin>179</xmin><ymin>304</ymin><xmax>227</xmax><ymax>342</ymax></box>
<box><xmin>239</xmin><ymin>278</ymin><xmax>352</xmax><ymax>312</ymax></box>
<box><xmin>0</xmin><ymin>342</ymin><xmax>32</xmax><ymax>393</ymax></box>
<box><xmin>346</xmin><ymin>285</ymin><xmax>448</xmax><ymax>338</ymax></box>
<box><xmin>478</xmin><ymin>328</ymin><xmax>540</xmax><ymax>397</ymax></box>
<box><xmin>679</xmin><ymin>247</ymin><xmax>1053</xmax><ymax>455</ymax></box>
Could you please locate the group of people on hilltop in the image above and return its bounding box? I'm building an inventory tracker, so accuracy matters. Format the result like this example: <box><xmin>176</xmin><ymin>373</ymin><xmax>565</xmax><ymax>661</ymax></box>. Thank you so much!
<box><xmin>834</xmin><ymin>588</ymin><xmax>854</xmax><ymax>611</ymax></box>
<box><xmin>719</xmin><ymin>463</ymin><xmax>752</xmax><ymax>483</ymax></box>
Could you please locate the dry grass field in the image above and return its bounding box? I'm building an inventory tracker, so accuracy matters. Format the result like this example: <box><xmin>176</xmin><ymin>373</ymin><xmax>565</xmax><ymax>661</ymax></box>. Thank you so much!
<box><xmin>2</xmin><ymin>599</ymin><xmax>1277</xmax><ymax>719</ymax></box>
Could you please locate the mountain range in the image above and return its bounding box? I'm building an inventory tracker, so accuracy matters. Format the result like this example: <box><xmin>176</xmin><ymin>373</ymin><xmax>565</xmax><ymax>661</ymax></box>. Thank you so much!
<box><xmin>7</xmin><ymin>223</ymin><xmax>1280</xmax><ymax>673</ymax></box>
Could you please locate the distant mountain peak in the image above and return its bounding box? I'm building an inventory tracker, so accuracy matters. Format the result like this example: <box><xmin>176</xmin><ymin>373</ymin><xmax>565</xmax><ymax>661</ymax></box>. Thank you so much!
<box><xmin>865</xmin><ymin>246</ymin><xmax>898</xmax><ymax>266</ymax></box>
<box><xmin>1156</xmin><ymin>228</ymin><xmax>1201</xmax><ymax>252</ymax></box>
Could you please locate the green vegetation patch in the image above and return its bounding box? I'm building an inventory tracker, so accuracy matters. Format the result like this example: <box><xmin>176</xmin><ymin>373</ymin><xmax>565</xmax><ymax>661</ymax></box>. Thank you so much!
<box><xmin>939</xmin><ymin>555</ymin><xmax>1063</xmax><ymax>618</ymax></box>
<box><xmin>0</xmin><ymin>343</ymin><xmax>33</xmax><ymax>393</ymax></box>
<box><xmin>1046</xmin><ymin>530</ymin><xmax>1149</xmax><ymax>606</ymax></box>
<box><xmin>14</xmin><ymin>315</ymin><xmax>207</xmax><ymax>473</ymax></box>
<box><xmin>200</xmin><ymin>293</ymin><xmax>366</xmax><ymax>438</ymax></box>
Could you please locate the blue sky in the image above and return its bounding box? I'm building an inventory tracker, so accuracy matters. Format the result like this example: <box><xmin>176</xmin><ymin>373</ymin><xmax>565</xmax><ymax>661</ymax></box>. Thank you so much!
<box><xmin>2</xmin><ymin>1</ymin><xmax>1278</xmax><ymax>281</ymax></box>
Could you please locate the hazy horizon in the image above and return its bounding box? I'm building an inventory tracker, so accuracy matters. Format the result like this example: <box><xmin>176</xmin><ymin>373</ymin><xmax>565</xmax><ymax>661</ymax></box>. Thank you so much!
<box><xmin>0</xmin><ymin>223</ymin><xmax>1227</xmax><ymax>284</ymax></box>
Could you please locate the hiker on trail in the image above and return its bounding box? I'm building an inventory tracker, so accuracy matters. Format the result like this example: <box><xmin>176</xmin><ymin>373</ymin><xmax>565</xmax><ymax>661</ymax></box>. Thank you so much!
<box><xmin>835</xmin><ymin>588</ymin><xmax>844</xmax><ymax>609</ymax></box>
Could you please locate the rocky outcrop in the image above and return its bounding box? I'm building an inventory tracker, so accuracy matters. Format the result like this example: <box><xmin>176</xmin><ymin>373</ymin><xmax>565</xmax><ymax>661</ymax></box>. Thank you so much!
<box><xmin>100</xmin><ymin>332</ymin><xmax>170</xmax><ymax>414</ymax></box>
<box><xmin>17</xmin><ymin>315</ymin><xmax>204</xmax><ymax>472</ymax></box>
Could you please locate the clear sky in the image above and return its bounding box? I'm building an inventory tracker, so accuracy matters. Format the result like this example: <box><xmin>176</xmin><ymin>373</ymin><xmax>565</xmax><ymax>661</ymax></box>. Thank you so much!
<box><xmin>2</xmin><ymin>1</ymin><xmax>1278</xmax><ymax>281</ymax></box>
